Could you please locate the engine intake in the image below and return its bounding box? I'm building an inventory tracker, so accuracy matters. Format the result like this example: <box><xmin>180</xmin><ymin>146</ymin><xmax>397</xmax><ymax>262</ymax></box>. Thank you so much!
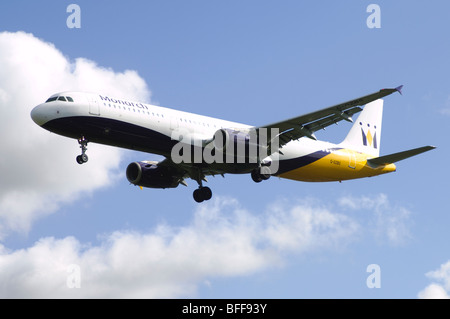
<box><xmin>126</xmin><ymin>161</ymin><xmax>181</xmax><ymax>189</ymax></box>
<box><xmin>213</xmin><ymin>128</ymin><xmax>250</xmax><ymax>152</ymax></box>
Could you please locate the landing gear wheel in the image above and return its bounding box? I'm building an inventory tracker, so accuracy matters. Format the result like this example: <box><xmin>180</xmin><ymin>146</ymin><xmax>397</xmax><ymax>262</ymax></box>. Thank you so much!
<box><xmin>251</xmin><ymin>167</ymin><xmax>271</xmax><ymax>183</ymax></box>
<box><xmin>200</xmin><ymin>186</ymin><xmax>212</xmax><ymax>201</ymax></box>
<box><xmin>76</xmin><ymin>154</ymin><xmax>88</xmax><ymax>164</ymax></box>
<box><xmin>193</xmin><ymin>186</ymin><xmax>212</xmax><ymax>203</ymax></box>
<box><xmin>251</xmin><ymin>169</ymin><xmax>263</xmax><ymax>183</ymax></box>
<box><xmin>259</xmin><ymin>166</ymin><xmax>271</xmax><ymax>180</ymax></box>
<box><xmin>193</xmin><ymin>189</ymin><xmax>203</xmax><ymax>203</ymax></box>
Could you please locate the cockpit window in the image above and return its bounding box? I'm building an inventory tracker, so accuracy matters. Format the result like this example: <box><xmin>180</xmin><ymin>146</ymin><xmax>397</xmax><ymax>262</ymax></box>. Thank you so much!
<box><xmin>45</xmin><ymin>95</ymin><xmax>75</xmax><ymax>103</ymax></box>
<box><xmin>45</xmin><ymin>96</ymin><xmax>58</xmax><ymax>103</ymax></box>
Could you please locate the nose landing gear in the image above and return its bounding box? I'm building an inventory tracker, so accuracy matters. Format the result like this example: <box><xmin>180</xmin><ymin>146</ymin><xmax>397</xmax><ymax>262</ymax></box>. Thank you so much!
<box><xmin>76</xmin><ymin>136</ymin><xmax>89</xmax><ymax>164</ymax></box>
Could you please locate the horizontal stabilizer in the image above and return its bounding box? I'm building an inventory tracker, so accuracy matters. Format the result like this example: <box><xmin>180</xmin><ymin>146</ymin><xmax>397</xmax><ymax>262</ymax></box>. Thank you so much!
<box><xmin>367</xmin><ymin>146</ymin><xmax>436</xmax><ymax>168</ymax></box>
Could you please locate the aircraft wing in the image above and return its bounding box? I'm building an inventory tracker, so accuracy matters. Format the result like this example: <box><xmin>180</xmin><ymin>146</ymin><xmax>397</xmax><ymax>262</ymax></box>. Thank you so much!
<box><xmin>256</xmin><ymin>86</ymin><xmax>403</xmax><ymax>150</ymax></box>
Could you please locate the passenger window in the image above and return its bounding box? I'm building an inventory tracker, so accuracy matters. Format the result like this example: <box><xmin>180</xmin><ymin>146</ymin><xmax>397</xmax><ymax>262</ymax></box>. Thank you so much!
<box><xmin>57</xmin><ymin>96</ymin><xmax>67</xmax><ymax>102</ymax></box>
<box><xmin>66</xmin><ymin>96</ymin><xmax>74</xmax><ymax>102</ymax></box>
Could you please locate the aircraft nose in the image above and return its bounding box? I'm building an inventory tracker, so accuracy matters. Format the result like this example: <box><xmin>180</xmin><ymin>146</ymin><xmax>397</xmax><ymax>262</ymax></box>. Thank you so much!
<box><xmin>30</xmin><ymin>103</ymin><xmax>48</xmax><ymax>126</ymax></box>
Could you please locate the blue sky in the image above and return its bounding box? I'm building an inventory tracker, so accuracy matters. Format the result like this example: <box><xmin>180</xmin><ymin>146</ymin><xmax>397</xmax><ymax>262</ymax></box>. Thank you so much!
<box><xmin>0</xmin><ymin>1</ymin><xmax>449</xmax><ymax>298</ymax></box>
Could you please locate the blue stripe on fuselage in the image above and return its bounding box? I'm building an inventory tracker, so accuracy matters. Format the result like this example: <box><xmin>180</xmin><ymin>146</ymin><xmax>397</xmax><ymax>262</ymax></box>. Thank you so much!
<box><xmin>275</xmin><ymin>148</ymin><xmax>342</xmax><ymax>175</ymax></box>
<box><xmin>42</xmin><ymin>116</ymin><xmax>175</xmax><ymax>156</ymax></box>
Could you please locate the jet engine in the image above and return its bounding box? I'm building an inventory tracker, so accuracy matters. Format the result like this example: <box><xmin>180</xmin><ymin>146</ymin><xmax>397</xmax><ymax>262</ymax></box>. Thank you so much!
<box><xmin>212</xmin><ymin>128</ymin><xmax>268</xmax><ymax>165</ymax></box>
<box><xmin>213</xmin><ymin>128</ymin><xmax>246</xmax><ymax>151</ymax></box>
<box><xmin>126</xmin><ymin>161</ymin><xmax>181</xmax><ymax>189</ymax></box>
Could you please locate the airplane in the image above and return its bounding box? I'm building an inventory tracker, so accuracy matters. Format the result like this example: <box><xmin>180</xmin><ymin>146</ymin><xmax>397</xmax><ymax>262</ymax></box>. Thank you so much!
<box><xmin>30</xmin><ymin>85</ymin><xmax>435</xmax><ymax>202</ymax></box>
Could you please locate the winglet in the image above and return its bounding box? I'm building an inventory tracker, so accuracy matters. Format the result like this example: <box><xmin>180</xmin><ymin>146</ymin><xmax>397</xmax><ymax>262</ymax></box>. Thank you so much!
<box><xmin>395</xmin><ymin>85</ymin><xmax>403</xmax><ymax>95</ymax></box>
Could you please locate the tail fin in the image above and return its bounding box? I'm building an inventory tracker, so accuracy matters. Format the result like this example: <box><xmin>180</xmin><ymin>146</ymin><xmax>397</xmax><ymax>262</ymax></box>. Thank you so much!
<box><xmin>340</xmin><ymin>99</ymin><xmax>383</xmax><ymax>157</ymax></box>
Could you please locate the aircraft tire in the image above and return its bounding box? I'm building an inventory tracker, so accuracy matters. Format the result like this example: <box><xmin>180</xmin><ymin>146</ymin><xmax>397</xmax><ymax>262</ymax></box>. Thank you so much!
<box><xmin>77</xmin><ymin>154</ymin><xmax>89</xmax><ymax>164</ymax></box>
<box><xmin>193</xmin><ymin>189</ymin><xmax>204</xmax><ymax>203</ymax></box>
<box><xmin>193</xmin><ymin>187</ymin><xmax>212</xmax><ymax>202</ymax></box>
<box><xmin>260</xmin><ymin>166</ymin><xmax>271</xmax><ymax>180</ymax></box>
<box><xmin>201</xmin><ymin>187</ymin><xmax>212</xmax><ymax>201</ymax></box>
<box><xmin>251</xmin><ymin>169</ymin><xmax>263</xmax><ymax>183</ymax></box>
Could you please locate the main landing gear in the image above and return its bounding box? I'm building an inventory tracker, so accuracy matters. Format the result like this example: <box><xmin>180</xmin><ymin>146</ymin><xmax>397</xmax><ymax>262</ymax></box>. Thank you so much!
<box><xmin>193</xmin><ymin>186</ymin><xmax>212</xmax><ymax>203</ymax></box>
<box><xmin>251</xmin><ymin>166</ymin><xmax>271</xmax><ymax>183</ymax></box>
<box><xmin>76</xmin><ymin>136</ymin><xmax>89</xmax><ymax>164</ymax></box>
<box><xmin>191</xmin><ymin>169</ymin><xmax>212</xmax><ymax>203</ymax></box>
<box><xmin>191</xmin><ymin>166</ymin><xmax>271</xmax><ymax>203</ymax></box>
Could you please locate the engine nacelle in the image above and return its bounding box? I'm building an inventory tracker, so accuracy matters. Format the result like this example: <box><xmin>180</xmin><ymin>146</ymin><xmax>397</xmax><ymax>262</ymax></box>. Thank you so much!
<box><xmin>126</xmin><ymin>161</ymin><xmax>181</xmax><ymax>189</ymax></box>
<box><xmin>214</xmin><ymin>128</ymin><xmax>256</xmax><ymax>151</ymax></box>
<box><xmin>212</xmin><ymin>128</ymin><xmax>261</xmax><ymax>161</ymax></box>
<box><xmin>213</xmin><ymin>128</ymin><xmax>240</xmax><ymax>152</ymax></box>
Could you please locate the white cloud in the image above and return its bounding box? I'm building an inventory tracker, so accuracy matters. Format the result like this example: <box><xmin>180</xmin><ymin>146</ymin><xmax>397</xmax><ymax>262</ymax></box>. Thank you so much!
<box><xmin>418</xmin><ymin>261</ymin><xmax>450</xmax><ymax>299</ymax></box>
<box><xmin>0</xmin><ymin>196</ymin><xmax>359</xmax><ymax>298</ymax></box>
<box><xmin>264</xmin><ymin>198</ymin><xmax>359</xmax><ymax>252</ymax></box>
<box><xmin>338</xmin><ymin>193</ymin><xmax>412</xmax><ymax>245</ymax></box>
<box><xmin>418</xmin><ymin>284</ymin><xmax>449</xmax><ymax>299</ymax></box>
<box><xmin>0</xmin><ymin>31</ymin><xmax>151</xmax><ymax>238</ymax></box>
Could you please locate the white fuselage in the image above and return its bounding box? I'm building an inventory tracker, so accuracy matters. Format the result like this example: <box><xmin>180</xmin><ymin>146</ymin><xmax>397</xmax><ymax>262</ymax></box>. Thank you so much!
<box><xmin>31</xmin><ymin>91</ymin><xmax>396</xmax><ymax>182</ymax></box>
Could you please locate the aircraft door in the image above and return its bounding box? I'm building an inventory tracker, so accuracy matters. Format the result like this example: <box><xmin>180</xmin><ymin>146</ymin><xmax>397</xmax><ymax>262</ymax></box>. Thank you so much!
<box><xmin>88</xmin><ymin>95</ymin><xmax>100</xmax><ymax>116</ymax></box>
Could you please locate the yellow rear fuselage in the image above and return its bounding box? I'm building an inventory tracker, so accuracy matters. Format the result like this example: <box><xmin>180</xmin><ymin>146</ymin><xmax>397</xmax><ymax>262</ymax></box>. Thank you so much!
<box><xmin>276</xmin><ymin>140</ymin><xmax>396</xmax><ymax>182</ymax></box>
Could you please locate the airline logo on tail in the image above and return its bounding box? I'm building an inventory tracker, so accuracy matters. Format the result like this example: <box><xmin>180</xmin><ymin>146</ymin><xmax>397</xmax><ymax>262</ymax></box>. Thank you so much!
<box><xmin>360</xmin><ymin>123</ymin><xmax>378</xmax><ymax>149</ymax></box>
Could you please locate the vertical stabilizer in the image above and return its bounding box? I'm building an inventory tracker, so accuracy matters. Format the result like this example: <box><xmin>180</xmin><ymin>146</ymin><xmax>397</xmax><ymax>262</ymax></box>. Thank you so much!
<box><xmin>340</xmin><ymin>99</ymin><xmax>383</xmax><ymax>157</ymax></box>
